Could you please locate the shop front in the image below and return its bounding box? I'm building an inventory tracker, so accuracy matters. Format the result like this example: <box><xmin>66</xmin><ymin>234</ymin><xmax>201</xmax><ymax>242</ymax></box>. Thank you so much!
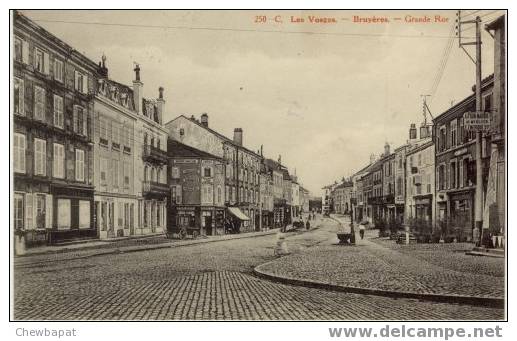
<box><xmin>201</xmin><ymin>206</ymin><xmax>225</xmax><ymax>236</ymax></box>
<box><xmin>48</xmin><ymin>183</ymin><xmax>96</xmax><ymax>244</ymax></box>
<box><xmin>226</xmin><ymin>206</ymin><xmax>250</xmax><ymax>234</ymax></box>
<box><xmin>448</xmin><ymin>190</ymin><xmax>474</xmax><ymax>241</ymax></box>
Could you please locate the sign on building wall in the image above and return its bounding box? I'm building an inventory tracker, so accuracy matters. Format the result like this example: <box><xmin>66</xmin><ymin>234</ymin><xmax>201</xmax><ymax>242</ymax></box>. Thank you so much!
<box><xmin>463</xmin><ymin>112</ymin><xmax>491</xmax><ymax>132</ymax></box>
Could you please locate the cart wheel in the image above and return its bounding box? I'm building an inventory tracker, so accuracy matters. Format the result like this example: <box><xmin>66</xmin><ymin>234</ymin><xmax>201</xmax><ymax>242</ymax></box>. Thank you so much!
<box><xmin>179</xmin><ymin>228</ymin><xmax>187</xmax><ymax>240</ymax></box>
<box><xmin>192</xmin><ymin>231</ymin><xmax>199</xmax><ymax>239</ymax></box>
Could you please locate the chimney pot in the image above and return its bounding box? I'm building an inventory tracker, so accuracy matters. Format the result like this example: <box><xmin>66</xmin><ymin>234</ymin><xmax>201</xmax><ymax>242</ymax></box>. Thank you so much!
<box><xmin>200</xmin><ymin>113</ymin><xmax>209</xmax><ymax>127</ymax></box>
<box><xmin>159</xmin><ymin>86</ymin><xmax>164</xmax><ymax>99</ymax></box>
<box><xmin>134</xmin><ymin>64</ymin><xmax>141</xmax><ymax>82</ymax></box>
<box><xmin>233</xmin><ymin>128</ymin><xmax>243</xmax><ymax>146</ymax></box>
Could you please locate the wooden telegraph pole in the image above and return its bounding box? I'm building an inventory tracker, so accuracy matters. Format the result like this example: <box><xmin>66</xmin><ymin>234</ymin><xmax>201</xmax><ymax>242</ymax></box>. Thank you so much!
<box><xmin>456</xmin><ymin>11</ymin><xmax>484</xmax><ymax>244</ymax></box>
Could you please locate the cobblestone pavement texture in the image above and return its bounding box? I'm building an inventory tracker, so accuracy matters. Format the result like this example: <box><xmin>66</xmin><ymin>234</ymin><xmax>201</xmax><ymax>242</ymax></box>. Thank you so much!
<box><xmin>13</xmin><ymin>216</ymin><xmax>504</xmax><ymax>320</ymax></box>
<box><xmin>257</xmin><ymin>216</ymin><xmax>505</xmax><ymax>300</ymax></box>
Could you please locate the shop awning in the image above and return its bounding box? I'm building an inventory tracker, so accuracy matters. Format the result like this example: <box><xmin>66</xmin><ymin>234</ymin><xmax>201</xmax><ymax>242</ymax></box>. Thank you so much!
<box><xmin>227</xmin><ymin>207</ymin><xmax>250</xmax><ymax>221</ymax></box>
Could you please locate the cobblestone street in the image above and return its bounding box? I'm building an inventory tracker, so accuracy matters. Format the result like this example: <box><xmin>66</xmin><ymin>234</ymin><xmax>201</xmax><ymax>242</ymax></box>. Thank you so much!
<box><xmin>13</xmin><ymin>218</ymin><xmax>504</xmax><ymax>320</ymax></box>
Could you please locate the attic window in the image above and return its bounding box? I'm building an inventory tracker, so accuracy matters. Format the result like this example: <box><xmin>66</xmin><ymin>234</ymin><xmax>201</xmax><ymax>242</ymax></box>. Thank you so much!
<box><xmin>179</xmin><ymin>128</ymin><xmax>185</xmax><ymax>136</ymax></box>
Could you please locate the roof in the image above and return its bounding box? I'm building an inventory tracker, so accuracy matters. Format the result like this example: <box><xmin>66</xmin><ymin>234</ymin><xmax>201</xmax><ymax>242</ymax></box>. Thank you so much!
<box><xmin>486</xmin><ymin>15</ymin><xmax>505</xmax><ymax>30</ymax></box>
<box><xmin>433</xmin><ymin>74</ymin><xmax>494</xmax><ymax>124</ymax></box>
<box><xmin>166</xmin><ymin>115</ymin><xmax>262</xmax><ymax>158</ymax></box>
<box><xmin>405</xmin><ymin>139</ymin><xmax>434</xmax><ymax>156</ymax></box>
<box><xmin>167</xmin><ymin>139</ymin><xmax>223</xmax><ymax>160</ymax></box>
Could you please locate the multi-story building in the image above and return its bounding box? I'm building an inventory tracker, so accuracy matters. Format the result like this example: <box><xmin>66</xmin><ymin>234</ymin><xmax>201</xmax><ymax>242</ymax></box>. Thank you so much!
<box><xmin>367</xmin><ymin>159</ymin><xmax>384</xmax><ymax>223</ymax></box>
<box><xmin>259</xmin><ymin>160</ymin><xmax>274</xmax><ymax>229</ymax></box>
<box><xmin>93</xmin><ymin>57</ymin><xmax>139</xmax><ymax>239</ymax></box>
<box><xmin>351</xmin><ymin>163</ymin><xmax>371</xmax><ymax>223</ymax></box>
<box><xmin>406</xmin><ymin>138</ymin><xmax>435</xmax><ymax>230</ymax></box>
<box><xmin>380</xmin><ymin>144</ymin><xmax>396</xmax><ymax>222</ymax></box>
<box><xmin>484</xmin><ymin>15</ymin><xmax>506</xmax><ymax>245</ymax></box>
<box><xmin>332</xmin><ymin>180</ymin><xmax>353</xmax><ymax>215</ymax></box>
<box><xmin>132</xmin><ymin>65</ymin><xmax>169</xmax><ymax>235</ymax></box>
<box><xmin>394</xmin><ymin>143</ymin><xmax>408</xmax><ymax>224</ymax></box>
<box><xmin>291</xmin><ymin>177</ymin><xmax>301</xmax><ymax>220</ymax></box>
<box><xmin>13</xmin><ymin>11</ymin><xmax>97</xmax><ymax>248</ymax></box>
<box><xmin>299</xmin><ymin>186</ymin><xmax>310</xmax><ymax>214</ymax></box>
<box><xmin>433</xmin><ymin>75</ymin><xmax>493</xmax><ymax>242</ymax></box>
<box><xmin>167</xmin><ymin>139</ymin><xmax>226</xmax><ymax>236</ymax></box>
<box><xmin>265</xmin><ymin>158</ymin><xmax>287</xmax><ymax>228</ymax></box>
<box><xmin>165</xmin><ymin>114</ymin><xmax>262</xmax><ymax>233</ymax></box>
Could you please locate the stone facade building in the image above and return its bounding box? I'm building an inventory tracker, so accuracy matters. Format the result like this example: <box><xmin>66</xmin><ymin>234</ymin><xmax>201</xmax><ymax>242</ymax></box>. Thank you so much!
<box><xmin>13</xmin><ymin>11</ymin><xmax>97</xmax><ymax>247</ymax></box>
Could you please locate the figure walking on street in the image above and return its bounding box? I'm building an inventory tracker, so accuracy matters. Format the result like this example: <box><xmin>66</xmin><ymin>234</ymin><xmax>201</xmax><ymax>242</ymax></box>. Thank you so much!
<box><xmin>306</xmin><ymin>220</ymin><xmax>310</xmax><ymax>230</ymax></box>
<box><xmin>359</xmin><ymin>224</ymin><xmax>365</xmax><ymax>240</ymax></box>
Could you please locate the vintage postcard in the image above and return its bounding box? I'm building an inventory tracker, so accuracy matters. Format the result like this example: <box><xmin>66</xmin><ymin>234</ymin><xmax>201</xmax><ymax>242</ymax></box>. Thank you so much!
<box><xmin>10</xmin><ymin>9</ymin><xmax>506</xmax><ymax>325</ymax></box>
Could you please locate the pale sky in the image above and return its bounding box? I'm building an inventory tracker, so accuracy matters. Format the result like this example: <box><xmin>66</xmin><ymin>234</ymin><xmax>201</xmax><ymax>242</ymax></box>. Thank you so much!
<box><xmin>20</xmin><ymin>10</ymin><xmax>504</xmax><ymax>196</ymax></box>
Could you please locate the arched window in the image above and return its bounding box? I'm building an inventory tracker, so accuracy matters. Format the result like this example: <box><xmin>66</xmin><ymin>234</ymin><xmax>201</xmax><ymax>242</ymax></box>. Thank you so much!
<box><xmin>144</xmin><ymin>166</ymin><xmax>148</xmax><ymax>182</ymax></box>
<box><xmin>151</xmin><ymin>167</ymin><xmax>156</xmax><ymax>182</ymax></box>
<box><xmin>150</xmin><ymin>137</ymin><xmax>155</xmax><ymax>147</ymax></box>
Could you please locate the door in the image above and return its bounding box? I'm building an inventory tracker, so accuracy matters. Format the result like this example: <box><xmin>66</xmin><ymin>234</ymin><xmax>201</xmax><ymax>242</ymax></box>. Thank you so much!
<box><xmin>205</xmin><ymin>216</ymin><xmax>213</xmax><ymax>236</ymax></box>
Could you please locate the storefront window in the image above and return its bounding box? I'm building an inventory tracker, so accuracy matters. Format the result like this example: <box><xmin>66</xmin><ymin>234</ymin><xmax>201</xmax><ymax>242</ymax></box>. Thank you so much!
<box><xmin>57</xmin><ymin>199</ymin><xmax>71</xmax><ymax>230</ymax></box>
<box><xmin>79</xmin><ymin>201</ymin><xmax>90</xmax><ymax>229</ymax></box>
<box><xmin>36</xmin><ymin>194</ymin><xmax>46</xmax><ymax>229</ymax></box>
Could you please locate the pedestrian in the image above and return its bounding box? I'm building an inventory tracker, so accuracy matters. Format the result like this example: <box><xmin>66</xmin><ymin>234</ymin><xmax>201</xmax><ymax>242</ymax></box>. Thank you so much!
<box><xmin>359</xmin><ymin>224</ymin><xmax>365</xmax><ymax>240</ymax></box>
<box><xmin>306</xmin><ymin>220</ymin><xmax>310</xmax><ymax>230</ymax></box>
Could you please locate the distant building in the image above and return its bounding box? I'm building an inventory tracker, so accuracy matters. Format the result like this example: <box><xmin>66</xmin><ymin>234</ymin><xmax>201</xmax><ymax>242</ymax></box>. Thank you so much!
<box><xmin>167</xmin><ymin>139</ymin><xmax>226</xmax><ymax>236</ymax></box>
<box><xmin>332</xmin><ymin>180</ymin><xmax>353</xmax><ymax>215</ymax></box>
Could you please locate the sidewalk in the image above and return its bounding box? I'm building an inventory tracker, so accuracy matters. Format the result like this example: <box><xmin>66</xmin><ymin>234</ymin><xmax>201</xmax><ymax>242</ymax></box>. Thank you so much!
<box><xmin>255</xmin><ymin>216</ymin><xmax>505</xmax><ymax>307</ymax></box>
<box><xmin>14</xmin><ymin>228</ymin><xmax>279</xmax><ymax>266</ymax></box>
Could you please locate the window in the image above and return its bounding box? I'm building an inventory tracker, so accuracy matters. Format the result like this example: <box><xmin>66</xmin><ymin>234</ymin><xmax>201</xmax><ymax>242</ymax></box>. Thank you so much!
<box><xmin>100</xmin><ymin>157</ymin><xmax>108</xmax><ymax>184</ymax></box>
<box><xmin>34</xmin><ymin>48</ymin><xmax>49</xmax><ymax>74</ymax></box>
<box><xmin>451</xmin><ymin>119</ymin><xmax>457</xmax><ymax>147</ymax></box>
<box><xmin>123</xmin><ymin>162</ymin><xmax>130</xmax><ymax>187</ymax></box>
<box><xmin>57</xmin><ymin>199</ymin><xmax>70</xmax><ymax>229</ymax></box>
<box><xmin>171</xmin><ymin>167</ymin><xmax>180</xmax><ymax>179</ymax></box>
<box><xmin>484</xmin><ymin>94</ymin><xmax>492</xmax><ymax>112</ymax></box>
<box><xmin>217</xmin><ymin>186</ymin><xmax>222</xmax><ymax>204</ymax></box>
<box><xmin>73</xmin><ymin>106</ymin><xmax>87</xmax><ymax>136</ymax></box>
<box><xmin>54</xmin><ymin>59</ymin><xmax>64</xmax><ymax>82</ymax></box>
<box><xmin>13</xmin><ymin>133</ymin><xmax>26</xmax><ymax>173</ymax></box>
<box><xmin>34</xmin><ymin>86</ymin><xmax>45</xmax><ymax>121</ymax></box>
<box><xmin>112</xmin><ymin>122</ymin><xmax>119</xmax><ymax>145</ymax></box>
<box><xmin>450</xmin><ymin>160</ymin><xmax>457</xmax><ymax>189</ymax></box>
<box><xmin>14</xmin><ymin>193</ymin><xmax>24</xmax><ymax>230</ymax></box>
<box><xmin>99</xmin><ymin>117</ymin><xmax>108</xmax><ymax>144</ymax></box>
<box><xmin>75</xmin><ymin>149</ymin><xmax>85</xmax><ymax>181</ymax></box>
<box><xmin>35</xmin><ymin>194</ymin><xmax>46</xmax><ymax>229</ymax></box>
<box><xmin>112</xmin><ymin>159</ymin><xmax>119</xmax><ymax>188</ymax></box>
<box><xmin>79</xmin><ymin>201</ymin><xmax>90</xmax><ymax>229</ymax></box>
<box><xmin>14</xmin><ymin>36</ymin><xmax>24</xmax><ymax>62</ymax></box>
<box><xmin>204</xmin><ymin>167</ymin><xmax>212</xmax><ymax>177</ymax></box>
<box><xmin>53</xmin><ymin>143</ymin><xmax>64</xmax><ymax>178</ymax></box>
<box><xmin>14</xmin><ymin>77</ymin><xmax>24</xmax><ymax>115</ymax></box>
<box><xmin>53</xmin><ymin>95</ymin><xmax>64</xmax><ymax>128</ymax></box>
<box><xmin>74</xmin><ymin>70</ymin><xmax>88</xmax><ymax>94</ymax></box>
<box><xmin>34</xmin><ymin>138</ymin><xmax>46</xmax><ymax>176</ymax></box>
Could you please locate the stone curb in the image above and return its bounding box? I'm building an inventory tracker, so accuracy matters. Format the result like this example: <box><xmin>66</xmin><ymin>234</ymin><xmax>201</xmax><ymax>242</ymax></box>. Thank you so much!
<box><xmin>15</xmin><ymin>229</ymin><xmax>279</xmax><ymax>267</ymax></box>
<box><xmin>253</xmin><ymin>261</ymin><xmax>504</xmax><ymax>309</ymax></box>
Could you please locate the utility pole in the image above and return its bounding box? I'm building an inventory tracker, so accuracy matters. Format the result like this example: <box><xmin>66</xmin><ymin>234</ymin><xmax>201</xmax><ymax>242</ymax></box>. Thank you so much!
<box><xmin>456</xmin><ymin>11</ymin><xmax>484</xmax><ymax>244</ymax></box>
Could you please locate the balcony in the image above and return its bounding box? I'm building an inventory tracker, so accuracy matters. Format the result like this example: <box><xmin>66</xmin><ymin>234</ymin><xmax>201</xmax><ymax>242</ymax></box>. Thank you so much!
<box><xmin>142</xmin><ymin>181</ymin><xmax>169</xmax><ymax>199</ymax></box>
<box><xmin>142</xmin><ymin>145</ymin><xmax>167</xmax><ymax>164</ymax></box>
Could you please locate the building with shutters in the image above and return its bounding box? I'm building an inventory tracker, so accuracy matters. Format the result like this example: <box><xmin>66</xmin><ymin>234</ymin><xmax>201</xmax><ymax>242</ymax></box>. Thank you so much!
<box><xmin>92</xmin><ymin>56</ymin><xmax>139</xmax><ymax>239</ymax></box>
<box><xmin>167</xmin><ymin>139</ymin><xmax>226</xmax><ymax>236</ymax></box>
<box><xmin>165</xmin><ymin>114</ymin><xmax>263</xmax><ymax>233</ymax></box>
<box><xmin>13</xmin><ymin>11</ymin><xmax>97</xmax><ymax>248</ymax></box>
<box><xmin>433</xmin><ymin>75</ymin><xmax>494</xmax><ymax>242</ymax></box>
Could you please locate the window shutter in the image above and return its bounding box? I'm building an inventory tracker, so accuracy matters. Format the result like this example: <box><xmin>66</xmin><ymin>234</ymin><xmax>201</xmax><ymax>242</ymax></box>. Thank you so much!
<box><xmin>22</xmin><ymin>40</ymin><xmax>29</xmax><ymax>64</ymax></box>
<box><xmin>46</xmin><ymin>194</ymin><xmax>53</xmax><ymax>229</ymax></box>
<box><xmin>41</xmin><ymin>141</ymin><xmax>46</xmax><ymax>176</ymax></box>
<box><xmin>14</xmin><ymin>135</ymin><xmax>19</xmax><ymax>170</ymax></box>
<box><xmin>19</xmin><ymin>135</ymin><xmax>25</xmax><ymax>172</ymax></box>
<box><xmin>18</xmin><ymin>79</ymin><xmax>24</xmax><ymax>114</ymax></box>
<box><xmin>176</xmin><ymin>185</ymin><xmax>182</xmax><ymax>204</ymax></box>
<box><xmin>82</xmin><ymin>74</ymin><xmax>88</xmax><ymax>94</ymax></box>
<box><xmin>43</xmin><ymin>53</ymin><xmax>49</xmax><ymax>75</ymax></box>
<box><xmin>74</xmin><ymin>71</ymin><xmax>79</xmax><ymax>91</ymax></box>
<box><xmin>73</xmin><ymin>107</ymin><xmax>78</xmax><ymax>133</ymax></box>
<box><xmin>25</xmin><ymin>193</ymin><xmax>33</xmax><ymax>230</ymax></box>
<box><xmin>83</xmin><ymin>109</ymin><xmax>88</xmax><ymax>136</ymax></box>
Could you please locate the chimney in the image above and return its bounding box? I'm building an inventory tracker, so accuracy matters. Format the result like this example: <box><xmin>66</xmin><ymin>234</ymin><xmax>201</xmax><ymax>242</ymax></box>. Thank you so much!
<box><xmin>384</xmin><ymin>142</ymin><xmax>390</xmax><ymax>156</ymax></box>
<box><xmin>260</xmin><ymin>145</ymin><xmax>263</xmax><ymax>156</ymax></box>
<box><xmin>133</xmin><ymin>64</ymin><xmax>143</xmax><ymax>115</ymax></box>
<box><xmin>233</xmin><ymin>128</ymin><xmax>243</xmax><ymax>146</ymax></box>
<box><xmin>156</xmin><ymin>87</ymin><xmax>165</xmax><ymax>125</ymax></box>
<box><xmin>419</xmin><ymin>123</ymin><xmax>429</xmax><ymax>139</ymax></box>
<box><xmin>278</xmin><ymin>154</ymin><xmax>282</xmax><ymax>165</ymax></box>
<box><xmin>200</xmin><ymin>113</ymin><xmax>208</xmax><ymax>127</ymax></box>
<box><xmin>409</xmin><ymin>123</ymin><xmax>417</xmax><ymax>140</ymax></box>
